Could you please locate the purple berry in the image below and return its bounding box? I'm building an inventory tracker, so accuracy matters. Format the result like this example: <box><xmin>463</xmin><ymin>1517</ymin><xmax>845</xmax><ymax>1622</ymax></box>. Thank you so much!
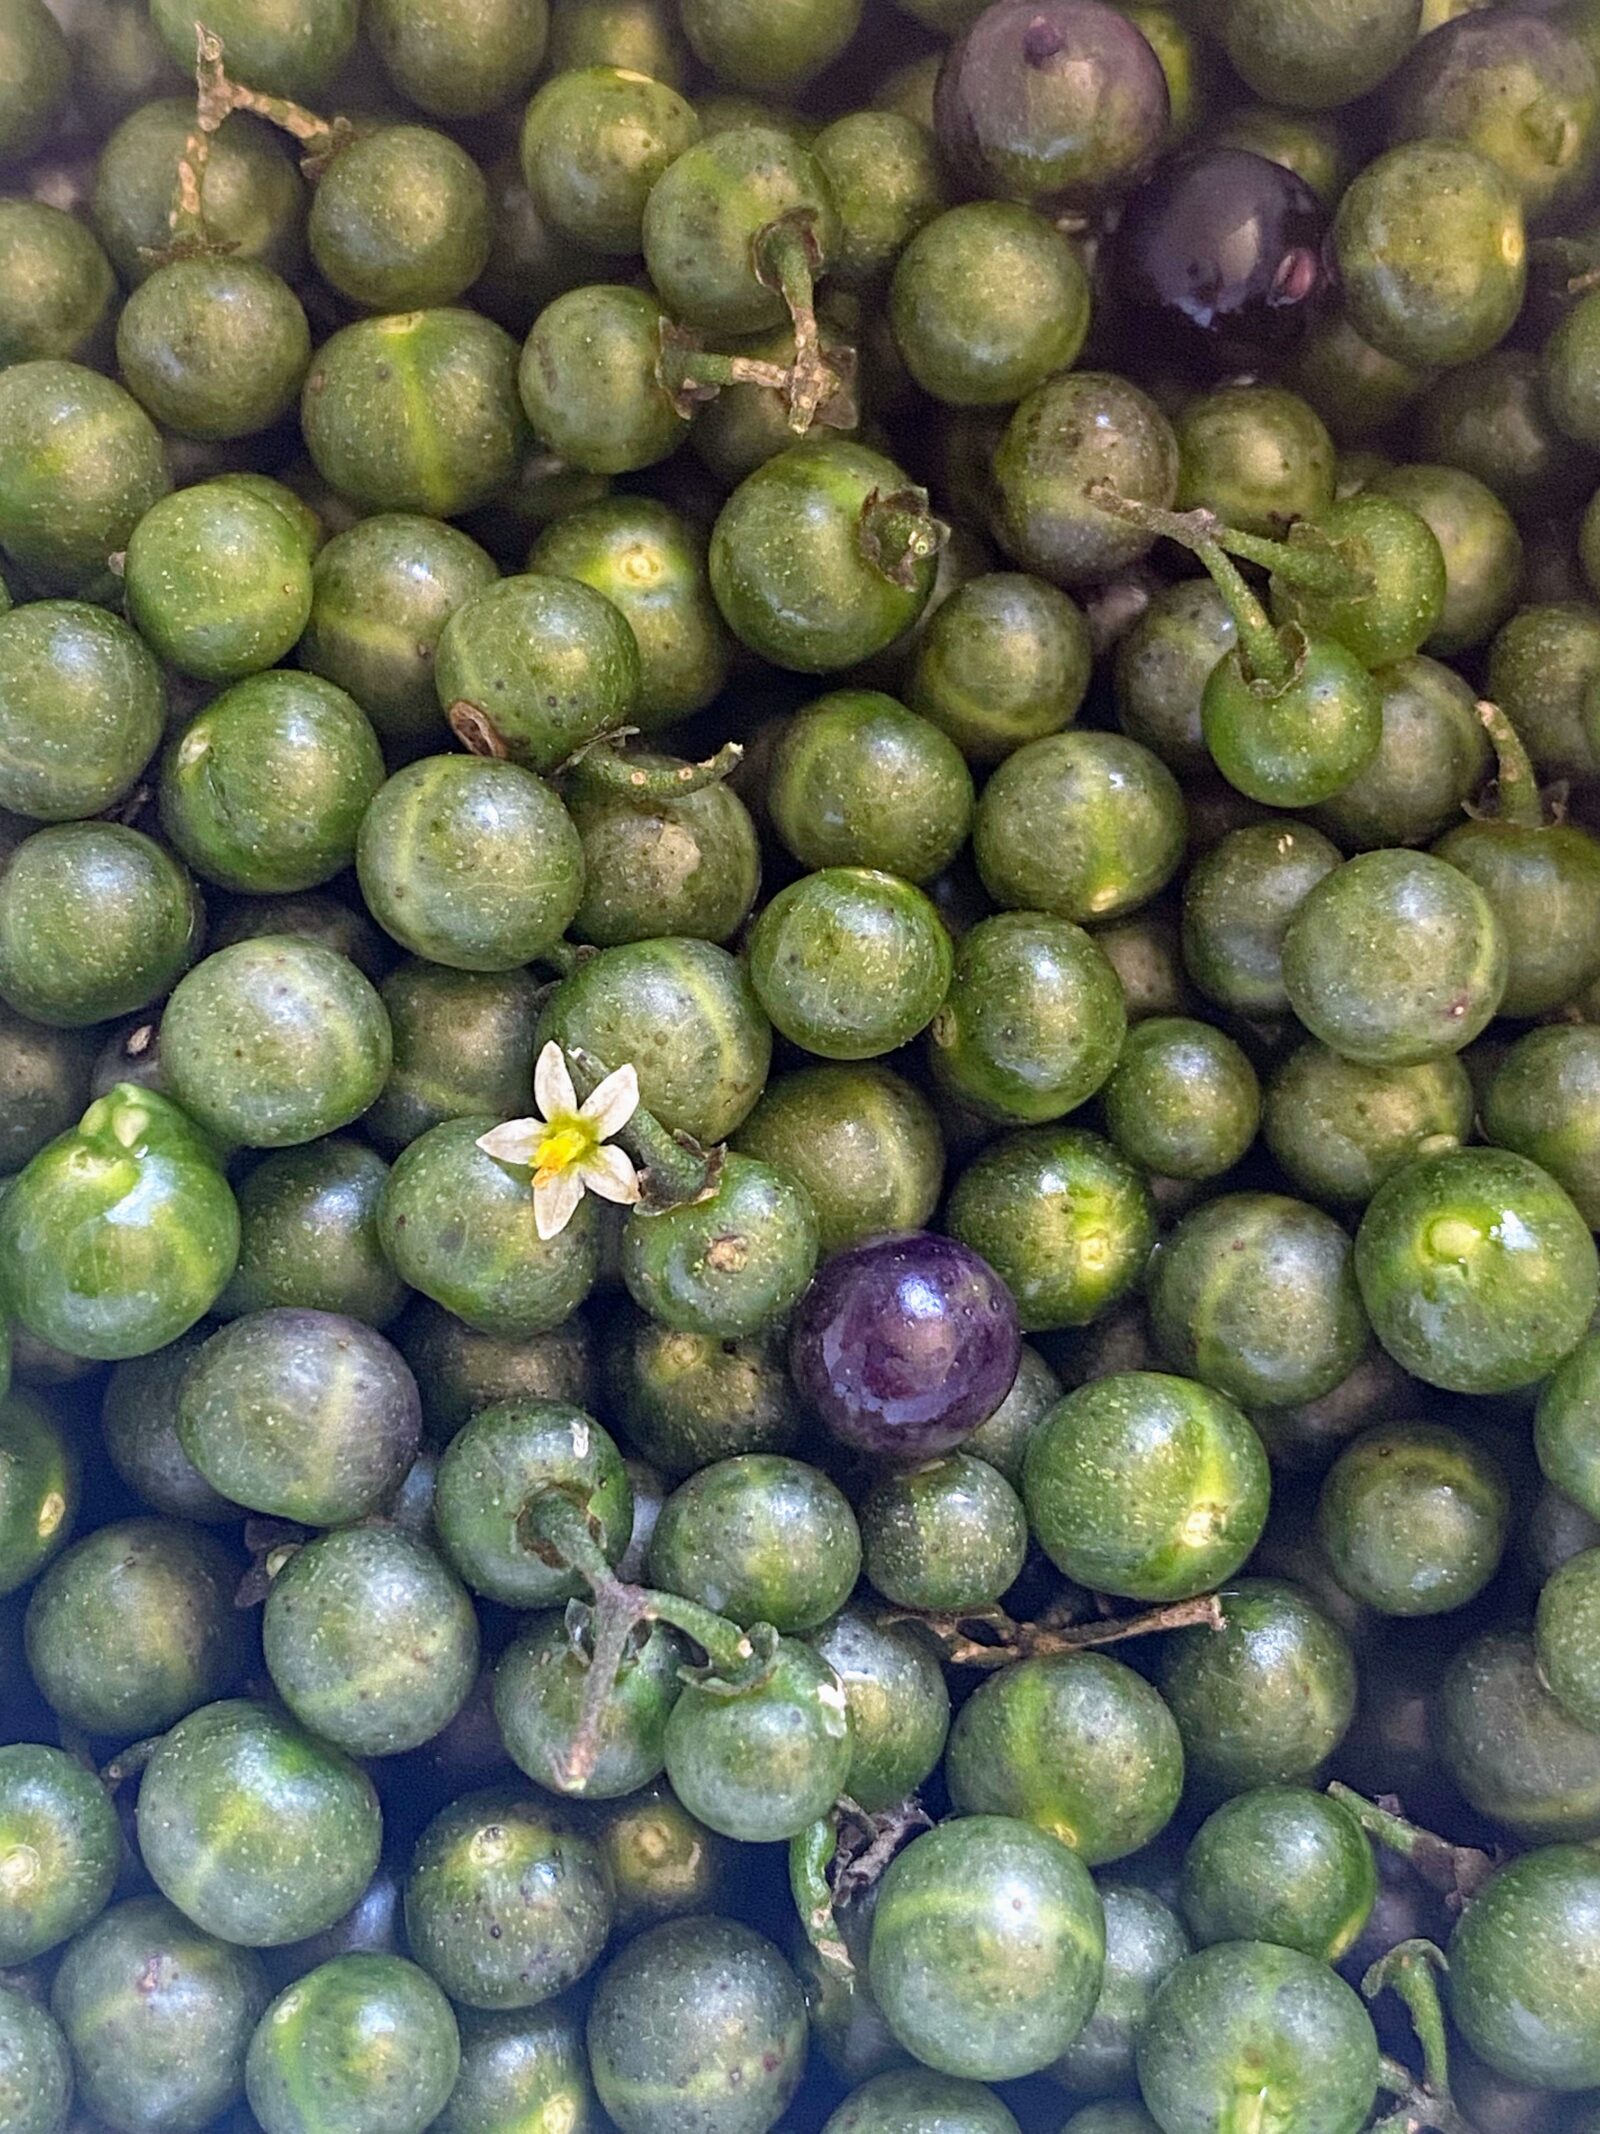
<box><xmin>790</xmin><ymin>1231</ymin><xmax>1023</xmax><ymax>1460</ymax></box>
<box><xmin>1110</xmin><ymin>147</ymin><xmax>1333</xmax><ymax>371</ymax></box>
<box><xmin>935</xmin><ymin>0</ymin><xmax>1171</xmax><ymax>210</ymax></box>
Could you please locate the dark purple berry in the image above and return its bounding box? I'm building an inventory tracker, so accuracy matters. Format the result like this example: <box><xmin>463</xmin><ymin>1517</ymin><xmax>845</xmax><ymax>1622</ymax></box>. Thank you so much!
<box><xmin>1110</xmin><ymin>147</ymin><xmax>1333</xmax><ymax>371</ymax></box>
<box><xmin>789</xmin><ymin>1231</ymin><xmax>1022</xmax><ymax>1460</ymax></box>
<box><xmin>935</xmin><ymin>0</ymin><xmax>1171</xmax><ymax>210</ymax></box>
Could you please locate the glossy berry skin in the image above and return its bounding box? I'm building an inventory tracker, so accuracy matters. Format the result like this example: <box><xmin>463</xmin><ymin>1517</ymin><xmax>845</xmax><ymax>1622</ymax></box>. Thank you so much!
<box><xmin>930</xmin><ymin>912</ymin><xmax>1126</xmax><ymax>1123</ymax></box>
<box><xmin>0</xmin><ymin>0</ymin><xmax>69</xmax><ymax>166</ymax></box>
<box><xmin>436</xmin><ymin>571</ymin><xmax>641</xmax><ymax>774</ymax></box>
<box><xmin>115</xmin><ymin>255</ymin><xmax>309</xmax><ymax>443</ymax></box>
<box><xmin>246</xmin><ymin>1956</ymin><xmax>460</xmax><ymax>2134</ymax></box>
<box><xmin>1317</xmin><ymin>1420</ymin><xmax>1509</xmax><ymax>1616</ymax></box>
<box><xmin>149</xmin><ymin>0</ymin><xmax>355</xmax><ymax>97</ymax></box>
<box><xmin>822</xmin><ymin>2071</ymin><xmax>1019</xmax><ymax>2134</ymax></box>
<box><xmin>1282</xmin><ymin>850</ymin><xmax>1507</xmax><ymax>1067</ymax></box>
<box><xmin>520</xmin><ymin>64</ymin><xmax>700</xmax><ymax>254</ymax></box>
<box><xmin>433</xmin><ymin>2004</ymin><xmax>595</xmax><ymax>2134</ymax></box>
<box><xmin>1538</xmin><ymin>1334</ymin><xmax>1600</xmax><ymax>1521</ymax></box>
<box><xmin>1114</xmin><ymin>578</ymin><xmax>1237</xmax><ymax>775</ymax></box>
<box><xmin>367</xmin><ymin>0</ymin><xmax>551</xmax><ymax>118</ymax></box>
<box><xmin>1053</xmin><ymin>1882</ymin><xmax>1191</xmax><ymax>2097</ymax></box>
<box><xmin>711</xmin><ymin>441</ymin><xmax>942</xmax><ymax>675</ymax></box>
<box><xmin>790</xmin><ymin>1230</ymin><xmax>1021</xmax><ymax>1460</ymax></box>
<box><xmin>769</xmin><ymin>691</ymin><xmax>974</xmax><ymax>886</ymax></box>
<box><xmin>0</xmin><ymin>600</ymin><xmax>163</xmax><ymax>824</ymax></box>
<box><xmin>813</xmin><ymin>110</ymin><xmax>945</xmax><ymax>287</ymax></box>
<box><xmin>1265</xmin><ymin>1044</ymin><xmax>1474</xmax><ymax>1209</ymax></box>
<box><xmin>50</xmin><ymin>1895</ymin><xmax>269</xmax><ymax>2134</ymax></box>
<box><xmin>944</xmin><ymin>1652</ymin><xmax>1184</xmax><ymax>1867</ymax></box>
<box><xmin>89</xmin><ymin>100</ymin><xmax>305</xmax><ymax>290</ymax></box>
<box><xmin>177</xmin><ymin>1309</ymin><xmax>420</xmax><ymax>1528</ymax></box>
<box><xmin>858</xmin><ymin>1451</ymin><xmax>1028</xmax><ymax>1613</ymax></box>
<box><xmin>124</xmin><ymin>480</ymin><xmax>313</xmax><ymax>685</ymax></box>
<box><xmin>0</xmin><ymin>821</ymin><xmax>202</xmax><ymax>1029</ymax></box>
<box><xmin>137</xmin><ymin>1699</ymin><xmax>382</xmax><ymax>1949</ymax></box>
<box><xmin>975</xmin><ymin>731</ymin><xmax>1186</xmax><ymax>925</ymax></box>
<box><xmin>623</xmin><ymin>1154</ymin><xmax>820</xmax><ymax>1340</ymax></box>
<box><xmin>733</xmin><ymin>1064</ymin><xmax>943</xmax><ymax>1255</ymax></box>
<box><xmin>1370</xmin><ymin>464</ymin><xmax>1523</xmax><ymax>661</ymax></box>
<box><xmin>1355</xmin><ymin>1147</ymin><xmax>1599</xmax><ymax>1395</ymax></box>
<box><xmin>300</xmin><ymin>514</ymin><xmax>497</xmax><ymax>756</ymax></box>
<box><xmin>1537</xmin><ymin>1548</ymin><xmax>1600</xmax><ymax>1735</ymax></box>
<box><xmin>263</xmin><ymin>1526</ymin><xmax>479</xmax><ymax>1759</ymax></box>
<box><xmin>1201</xmin><ymin>626</ymin><xmax>1382</xmax><ymax>811</ymax></box>
<box><xmin>1025</xmin><ymin>1370</ymin><xmax>1269</xmax><ymax>1603</ymax></box>
<box><xmin>1212</xmin><ymin>0</ymin><xmax>1420</xmax><ymax>109</ymax></box>
<box><xmin>519</xmin><ymin>284</ymin><xmax>688</xmax><ymax>477</ymax></box>
<box><xmin>1180</xmin><ymin>1789</ymin><xmax>1377</xmax><ymax>1963</ymax></box>
<box><xmin>310</xmin><ymin>125</ymin><xmax>491</xmax><ymax>313</ymax></box>
<box><xmin>946</xmin><ymin>1125</ymin><xmax>1154</xmax><ymax>1333</ymax></box>
<box><xmin>0</xmin><ymin>1390</ymin><xmax>74</xmax><ymax>1601</ymax></box>
<box><xmin>494</xmin><ymin>1609</ymin><xmax>685</xmax><ymax>1800</ymax></box>
<box><xmin>642</xmin><ymin>127</ymin><xmax>839</xmax><ymax>338</ymax></box>
<box><xmin>648</xmin><ymin>1454</ymin><xmax>859</xmax><ymax>1634</ymax></box>
<box><xmin>537</xmin><ymin>937</ymin><xmax>770</xmax><ymax>1146</ymax></box>
<box><xmin>748</xmin><ymin>868</ymin><xmax>953</xmax><ymax>1061</ymax></box>
<box><xmin>991</xmin><ymin>372</ymin><xmax>1179</xmax><ymax>587</ymax></box>
<box><xmin>1434</xmin><ymin>812</ymin><xmax>1600</xmax><ymax>1021</ymax></box>
<box><xmin>909</xmin><ymin>572</ymin><xmax>1093</xmax><ymax>766</ymax></box>
<box><xmin>0</xmin><ymin>359</ymin><xmax>170</xmax><ymax>594</ymax></box>
<box><xmin>218</xmin><ymin>1137</ymin><xmax>405</xmax><ymax>1327</ymax></box>
<box><xmin>1439</xmin><ymin>1628</ymin><xmax>1600</xmax><ymax>1844</ymax></box>
<box><xmin>665</xmin><ymin>1635</ymin><xmax>853</xmax><ymax>1842</ymax></box>
<box><xmin>434</xmin><ymin>1399</ymin><xmax>630</xmax><ymax>1608</ymax></box>
<box><xmin>1149</xmin><ymin>1194</ymin><xmax>1367</xmax><ymax>1410</ymax></box>
<box><xmin>809</xmin><ymin>1605</ymin><xmax>951</xmax><ymax>1815</ymax></box>
<box><xmin>25</xmin><ymin>1515</ymin><xmax>243</xmax><ymax>1739</ymax></box>
<box><xmin>0</xmin><ymin>1983</ymin><xmax>70</xmax><ymax>2134</ymax></box>
<box><xmin>358</xmin><ymin>756</ymin><xmax>584</xmax><ymax>973</ymax></box>
<box><xmin>405</xmin><ymin>1787</ymin><xmax>612</xmax><ymax>2011</ymax></box>
<box><xmin>1159</xmin><ymin>1580</ymin><xmax>1357</xmax><ymax>1794</ymax></box>
<box><xmin>605</xmin><ymin>1308</ymin><xmax>801</xmax><ymax>1476</ymax></box>
<box><xmin>1182</xmin><ymin>820</ymin><xmax>1341</xmax><ymax>1017</ymax></box>
<box><xmin>869</xmin><ymin>1815</ymin><xmax>1104</xmax><ymax>2082</ymax></box>
<box><xmin>159</xmin><ymin>672</ymin><xmax>385</xmax><ymax>897</ymax></box>
<box><xmin>161</xmin><ymin>938</ymin><xmax>392</xmax><ymax>1151</ymax></box>
<box><xmin>890</xmin><ymin>202</ymin><xmax>1089</xmax><ymax>408</ymax></box>
<box><xmin>1333</xmin><ymin>141</ymin><xmax>1525</xmax><ymax>371</ymax></box>
<box><xmin>934</xmin><ymin>0</ymin><xmax>1168</xmax><ymax>208</ymax></box>
<box><xmin>0</xmin><ymin>1742</ymin><xmax>120</xmax><ymax>1964</ymax></box>
<box><xmin>1450</xmin><ymin>1847</ymin><xmax>1600</xmax><ymax>2089</ymax></box>
<box><xmin>1312</xmin><ymin>654</ymin><xmax>1490</xmax><ymax>851</ymax></box>
<box><xmin>1268</xmin><ymin>496</ymin><xmax>1447</xmax><ymax>677</ymax></box>
<box><xmin>1103</xmin><ymin>1016</ymin><xmax>1260</xmax><ymax>1180</ymax></box>
<box><xmin>1175</xmin><ymin>383</ymin><xmax>1335</xmax><ymax>540</ymax></box>
<box><xmin>1136</xmin><ymin>1942</ymin><xmax>1379</xmax><ymax>2134</ymax></box>
<box><xmin>1109</xmin><ymin>149</ymin><xmax>1331</xmax><ymax>371</ymax></box>
<box><xmin>586</xmin><ymin>1918</ymin><xmax>807</xmax><ymax>2134</ymax></box>
<box><xmin>0</xmin><ymin>1086</ymin><xmax>237</xmax><ymax>1362</ymax></box>
<box><xmin>531</xmin><ymin>497</ymin><xmax>732</xmax><ymax>728</ymax></box>
<box><xmin>301</xmin><ymin>310</ymin><xmax>526</xmax><ymax>521</ymax></box>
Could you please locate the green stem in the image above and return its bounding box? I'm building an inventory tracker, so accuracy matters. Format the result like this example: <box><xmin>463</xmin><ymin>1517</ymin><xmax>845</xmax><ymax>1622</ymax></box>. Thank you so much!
<box><xmin>1086</xmin><ymin>485</ymin><xmax>1292</xmax><ymax>686</ymax></box>
<box><xmin>886</xmin><ymin>1593</ymin><xmax>1225</xmax><ymax>1669</ymax></box>
<box><xmin>564</xmin><ymin>1044</ymin><xmax>721</xmax><ymax>1210</ymax></box>
<box><xmin>1325</xmin><ymin>1784</ymin><xmax>1495</xmax><ymax>1903</ymax></box>
<box><xmin>193</xmin><ymin>21</ymin><xmax>345</xmax><ymax>168</ymax></box>
<box><xmin>753</xmin><ymin>211</ymin><xmax>834</xmax><ymax>435</ymax></box>
<box><xmin>566</xmin><ymin>742</ymin><xmax>744</xmax><ymax>805</ymax></box>
<box><xmin>1476</xmin><ymin>699</ymin><xmax>1545</xmax><ymax>829</ymax></box>
<box><xmin>518</xmin><ymin>1488</ymin><xmax>762</xmax><ymax>1786</ymax></box>
<box><xmin>1364</xmin><ymin>1943</ymin><xmax>1452</xmax><ymax>2101</ymax></box>
<box><xmin>790</xmin><ymin>1815</ymin><xmax>856</xmax><ymax>1984</ymax></box>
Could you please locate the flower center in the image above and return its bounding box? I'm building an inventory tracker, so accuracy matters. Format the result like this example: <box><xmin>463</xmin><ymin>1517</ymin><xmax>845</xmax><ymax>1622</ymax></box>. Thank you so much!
<box><xmin>534</xmin><ymin>1120</ymin><xmax>596</xmax><ymax>1180</ymax></box>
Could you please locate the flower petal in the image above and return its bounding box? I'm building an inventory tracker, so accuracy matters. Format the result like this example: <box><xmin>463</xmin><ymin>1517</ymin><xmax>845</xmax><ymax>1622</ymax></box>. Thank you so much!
<box><xmin>580</xmin><ymin>1061</ymin><xmax>640</xmax><ymax>1141</ymax></box>
<box><xmin>535</xmin><ymin>1041</ymin><xmax>578</xmax><ymax>1125</ymax></box>
<box><xmin>577</xmin><ymin>1142</ymin><xmax>641</xmax><ymax>1206</ymax></box>
<box><xmin>533</xmin><ymin>1166</ymin><xmax>585</xmax><ymax>1240</ymax></box>
<box><xmin>476</xmin><ymin>1119</ymin><xmax>542</xmax><ymax>1166</ymax></box>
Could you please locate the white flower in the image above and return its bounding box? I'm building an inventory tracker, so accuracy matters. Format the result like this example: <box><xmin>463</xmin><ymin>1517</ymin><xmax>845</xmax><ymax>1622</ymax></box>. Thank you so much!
<box><xmin>477</xmin><ymin>1043</ymin><xmax>642</xmax><ymax>1240</ymax></box>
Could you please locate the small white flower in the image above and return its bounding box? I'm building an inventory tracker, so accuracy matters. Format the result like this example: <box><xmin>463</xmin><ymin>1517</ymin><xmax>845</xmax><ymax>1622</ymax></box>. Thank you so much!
<box><xmin>477</xmin><ymin>1042</ymin><xmax>642</xmax><ymax>1240</ymax></box>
